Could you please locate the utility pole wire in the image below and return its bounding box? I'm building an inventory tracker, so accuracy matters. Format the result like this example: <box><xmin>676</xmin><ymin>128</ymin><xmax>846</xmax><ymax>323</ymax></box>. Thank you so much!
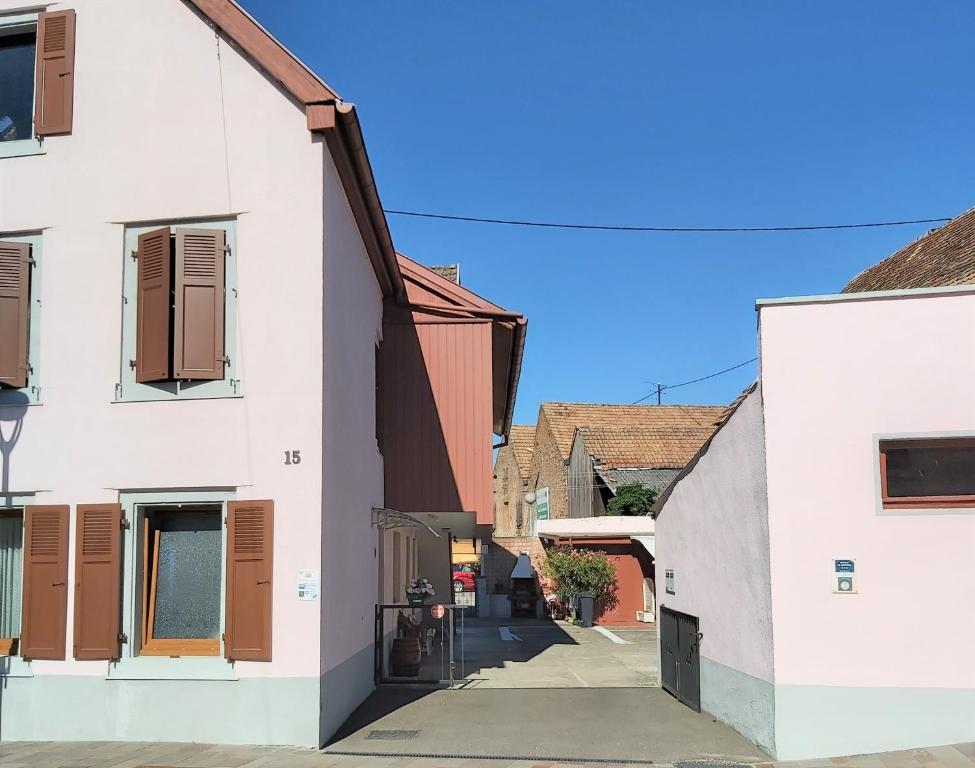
<box><xmin>384</xmin><ymin>209</ymin><xmax>951</xmax><ymax>234</ymax></box>
<box><xmin>633</xmin><ymin>357</ymin><xmax>757</xmax><ymax>404</ymax></box>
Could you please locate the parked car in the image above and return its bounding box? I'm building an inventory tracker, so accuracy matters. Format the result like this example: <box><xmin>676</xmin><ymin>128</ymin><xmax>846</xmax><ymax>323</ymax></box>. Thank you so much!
<box><xmin>452</xmin><ymin>562</ymin><xmax>479</xmax><ymax>592</ymax></box>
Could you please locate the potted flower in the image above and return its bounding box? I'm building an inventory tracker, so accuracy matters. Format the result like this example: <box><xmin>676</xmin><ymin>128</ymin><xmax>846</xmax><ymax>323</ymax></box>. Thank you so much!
<box><xmin>406</xmin><ymin>577</ymin><xmax>436</xmax><ymax>606</ymax></box>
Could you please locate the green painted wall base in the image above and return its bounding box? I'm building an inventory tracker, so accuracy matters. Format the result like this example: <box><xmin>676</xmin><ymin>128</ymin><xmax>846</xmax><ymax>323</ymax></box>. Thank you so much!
<box><xmin>0</xmin><ymin>675</ymin><xmax>320</xmax><ymax>746</ymax></box>
<box><xmin>701</xmin><ymin>656</ymin><xmax>775</xmax><ymax>756</ymax></box>
<box><xmin>775</xmin><ymin>684</ymin><xmax>975</xmax><ymax>761</ymax></box>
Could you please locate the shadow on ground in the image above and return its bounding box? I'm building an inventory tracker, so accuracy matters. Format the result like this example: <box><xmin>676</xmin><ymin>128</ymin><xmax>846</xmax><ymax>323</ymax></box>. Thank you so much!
<box><xmin>325</xmin><ymin>686</ymin><xmax>770</xmax><ymax>764</ymax></box>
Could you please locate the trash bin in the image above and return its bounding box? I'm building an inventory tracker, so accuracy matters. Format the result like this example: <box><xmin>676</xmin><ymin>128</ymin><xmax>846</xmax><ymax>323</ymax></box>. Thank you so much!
<box><xmin>576</xmin><ymin>592</ymin><xmax>595</xmax><ymax>627</ymax></box>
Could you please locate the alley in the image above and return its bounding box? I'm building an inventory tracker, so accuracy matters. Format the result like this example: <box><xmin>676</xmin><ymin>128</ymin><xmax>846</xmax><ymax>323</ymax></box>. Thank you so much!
<box><xmin>391</xmin><ymin>617</ymin><xmax>656</xmax><ymax>688</ymax></box>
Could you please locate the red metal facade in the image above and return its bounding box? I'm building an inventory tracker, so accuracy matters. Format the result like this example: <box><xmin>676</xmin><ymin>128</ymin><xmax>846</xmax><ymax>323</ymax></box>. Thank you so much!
<box><xmin>382</xmin><ymin>306</ymin><xmax>495</xmax><ymax>525</ymax></box>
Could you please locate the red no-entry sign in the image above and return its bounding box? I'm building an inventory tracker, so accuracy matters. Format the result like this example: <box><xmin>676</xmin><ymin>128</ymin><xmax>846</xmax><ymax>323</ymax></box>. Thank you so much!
<box><xmin>431</xmin><ymin>604</ymin><xmax>445</xmax><ymax>619</ymax></box>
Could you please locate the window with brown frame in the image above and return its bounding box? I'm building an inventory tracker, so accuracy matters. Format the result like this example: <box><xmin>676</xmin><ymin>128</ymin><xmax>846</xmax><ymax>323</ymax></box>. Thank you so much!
<box><xmin>140</xmin><ymin>506</ymin><xmax>222</xmax><ymax>656</ymax></box>
<box><xmin>879</xmin><ymin>438</ymin><xmax>975</xmax><ymax>510</ymax></box>
<box><xmin>0</xmin><ymin>509</ymin><xmax>23</xmax><ymax>656</ymax></box>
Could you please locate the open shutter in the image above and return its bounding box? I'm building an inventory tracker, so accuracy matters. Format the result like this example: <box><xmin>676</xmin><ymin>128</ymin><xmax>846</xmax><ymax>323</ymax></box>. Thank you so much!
<box><xmin>73</xmin><ymin>504</ymin><xmax>121</xmax><ymax>660</ymax></box>
<box><xmin>20</xmin><ymin>505</ymin><xmax>69</xmax><ymax>660</ymax></box>
<box><xmin>135</xmin><ymin>227</ymin><xmax>171</xmax><ymax>383</ymax></box>
<box><xmin>225</xmin><ymin>500</ymin><xmax>273</xmax><ymax>661</ymax></box>
<box><xmin>34</xmin><ymin>9</ymin><xmax>76</xmax><ymax>136</ymax></box>
<box><xmin>174</xmin><ymin>229</ymin><xmax>226</xmax><ymax>380</ymax></box>
<box><xmin>0</xmin><ymin>242</ymin><xmax>31</xmax><ymax>388</ymax></box>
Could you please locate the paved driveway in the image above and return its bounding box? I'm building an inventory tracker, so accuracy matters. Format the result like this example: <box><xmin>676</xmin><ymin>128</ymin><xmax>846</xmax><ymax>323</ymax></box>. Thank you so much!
<box><xmin>398</xmin><ymin>617</ymin><xmax>656</xmax><ymax>688</ymax></box>
<box><xmin>326</xmin><ymin>686</ymin><xmax>770</xmax><ymax>763</ymax></box>
<box><xmin>450</xmin><ymin>618</ymin><xmax>657</xmax><ymax>688</ymax></box>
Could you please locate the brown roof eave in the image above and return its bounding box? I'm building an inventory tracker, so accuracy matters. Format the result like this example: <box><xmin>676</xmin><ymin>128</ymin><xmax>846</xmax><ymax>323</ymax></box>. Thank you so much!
<box><xmin>187</xmin><ymin>0</ymin><xmax>339</xmax><ymax>103</ymax></box>
<box><xmin>499</xmin><ymin>317</ymin><xmax>527</xmax><ymax>442</ymax></box>
<box><xmin>185</xmin><ymin>0</ymin><xmax>405</xmax><ymax>301</ymax></box>
<box><xmin>329</xmin><ymin>104</ymin><xmax>406</xmax><ymax>301</ymax></box>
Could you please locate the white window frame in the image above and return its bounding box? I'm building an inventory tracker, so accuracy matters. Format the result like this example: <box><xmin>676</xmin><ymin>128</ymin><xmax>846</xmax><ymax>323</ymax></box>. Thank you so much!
<box><xmin>0</xmin><ymin>12</ymin><xmax>44</xmax><ymax>160</ymax></box>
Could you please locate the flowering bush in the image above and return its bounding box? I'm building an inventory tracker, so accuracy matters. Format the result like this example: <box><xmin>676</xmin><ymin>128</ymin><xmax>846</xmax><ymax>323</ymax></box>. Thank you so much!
<box><xmin>406</xmin><ymin>577</ymin><xmax>435</xmax><ymax>599</ymax></box>
<box><xmin>542</xmin><ymin>546</ymin><xmax>616</xmax><ymax>603</ymax></box>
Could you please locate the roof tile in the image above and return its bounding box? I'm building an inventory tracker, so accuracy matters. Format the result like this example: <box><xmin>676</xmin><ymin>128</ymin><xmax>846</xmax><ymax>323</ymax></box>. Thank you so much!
<box><xmin>541</xmin><ymin>402</ymin><xmax>726</xmax><ymax>461</ymax></box>
<box><xmin>507</xmin><ymin>424</ymin><xmax>535</xmax><ymax>479</ymax></box>
<box><xmin>843</xmin><ymin>206</ymin><xmax>975</xmax><ymax>293</ymax></box>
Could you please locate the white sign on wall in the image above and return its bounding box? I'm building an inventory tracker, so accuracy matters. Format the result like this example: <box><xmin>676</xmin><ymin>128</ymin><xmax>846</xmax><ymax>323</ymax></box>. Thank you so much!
<box><xmin>297</xmin><ymin>568</ymin><xmax>320</xmax><ymax>601</ymax></box>
<box><xmin>832</xmin><ymin>558</ymin><xmax>856</xmax><ymax>594</ymax></box>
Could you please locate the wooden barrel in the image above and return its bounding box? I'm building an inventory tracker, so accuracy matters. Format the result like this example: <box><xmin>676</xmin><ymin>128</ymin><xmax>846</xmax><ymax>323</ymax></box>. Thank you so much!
<box><xmin>391</xmin><ymin>637</ymin><xmax>422</xmax><ymax>677</ymax></box>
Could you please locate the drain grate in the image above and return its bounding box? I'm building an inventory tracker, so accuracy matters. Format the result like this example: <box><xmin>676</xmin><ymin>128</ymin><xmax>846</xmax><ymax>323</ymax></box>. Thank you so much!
<box><xmin>675</xmin><ymin>762</ymin><xmax>748</xmax><ymax>768</ymax></box>
<box><xmin>366</xmin><ymin>729</ymin><xmax>421</xmax><ymax>741</ymax></box>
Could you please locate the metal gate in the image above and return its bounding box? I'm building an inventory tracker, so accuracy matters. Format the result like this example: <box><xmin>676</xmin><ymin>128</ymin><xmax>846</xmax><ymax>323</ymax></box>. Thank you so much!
<box><xmin>660</xmin><ymin>606</ymin><xmax>701</xmax><ymax>711</ymax></box>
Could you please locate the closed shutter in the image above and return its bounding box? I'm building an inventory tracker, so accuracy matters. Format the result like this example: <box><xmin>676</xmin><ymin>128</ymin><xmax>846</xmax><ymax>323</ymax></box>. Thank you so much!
<box><xmin>135</xmin><ymin>227</ymin><xmax>172</xmax><ymax>383</ymax></box>
<box><xmin>73</xmin><ymin>504</ymin><xmax>121</xmax><ymax>660</ymax></box>
<box><xmin>225</xmin><ymin>500</ymin><xmax>273</xmax><ymax>661</ymax></box>
<box><xmin>34</xmin><ymin>9</ymin><xmax>76</xmax><ymax>136</ymax></box>
<box><xmin>174</xmin><ymin>229</ymin><xmax>226</xmax><ymax>380</ymax></box>
<box><xmin>20</xmin><ymin>505</ymin><xmax>69</xmax><ymax>660</ymax></box>
<box><xmin>0</xmin><ymin>242</ymin><xmax>31</xmax><ymax>388</ymax></box>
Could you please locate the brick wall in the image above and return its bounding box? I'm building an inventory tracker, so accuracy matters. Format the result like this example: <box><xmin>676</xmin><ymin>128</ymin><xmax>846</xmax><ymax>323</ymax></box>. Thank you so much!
<box><xmin>482</xmin><ymin>535</ymin><xmax>546</xmax><ymax>595</ymax></box>
<box><xmin>528</xmin><ymin>410</ymin><xmax>571</xmax><ymax>521</ymax></box>
<box><xmin>492</xmin><ymin>443</ymin><xmax>526</xmax><ymax>536</ymax></box>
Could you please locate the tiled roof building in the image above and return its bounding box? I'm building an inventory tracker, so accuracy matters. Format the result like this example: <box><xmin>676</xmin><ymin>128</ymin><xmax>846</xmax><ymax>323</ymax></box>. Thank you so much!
<box><xmin>525</xmin><ymin>402</ymin><xmax>725</xmax><ymax>522</ymax></box>
<box><xmin>843</xmin><ymin>206</ymin><xmax>975</xmax><ymax>293</ymax></box>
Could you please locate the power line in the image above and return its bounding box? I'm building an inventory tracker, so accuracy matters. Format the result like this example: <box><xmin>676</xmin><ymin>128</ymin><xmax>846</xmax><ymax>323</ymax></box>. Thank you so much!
<box><xmin>633</xmin><ymin>357</ymin><xmax>757</xmax><ymax>404</ymax></box>
<box><xmin>660</xmin><ymin>357</ymin><xmax>758</xmax><ymax>391</ymax></box>
<box><xmin>384</xmin><ymin>209</ymin><xmax>951</xmax><ymax>234</ymax></box>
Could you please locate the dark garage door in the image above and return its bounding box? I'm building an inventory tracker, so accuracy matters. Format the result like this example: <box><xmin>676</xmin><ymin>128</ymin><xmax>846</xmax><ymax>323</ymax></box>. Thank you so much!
<box><xmin>660</xmin><ymin>606</ymin><xmax>701</xmax><ymax>711</ymax></box>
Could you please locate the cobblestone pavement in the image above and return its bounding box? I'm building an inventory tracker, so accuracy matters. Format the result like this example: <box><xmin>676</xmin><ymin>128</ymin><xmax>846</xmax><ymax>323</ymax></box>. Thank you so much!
<box><xmin>0</xmin><ymin>740</ymin><xmax>971</xmax><ymax>768</ymax></box>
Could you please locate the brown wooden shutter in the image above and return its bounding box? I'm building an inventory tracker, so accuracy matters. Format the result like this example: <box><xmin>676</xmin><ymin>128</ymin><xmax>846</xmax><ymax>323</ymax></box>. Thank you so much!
<box><xmin>34</xmin><ymin>9</ymin><xmax>76</xmax><ymax>136</ymax></box>
<box><xmin>174</xmin><ymin>229</ymin><xmax>226</xmax><ymax>380</ymax></box>
<box><xmin>73</xmin><ymin>504</ymin><xmax>122</xmax><ymax>660</ymax></box>
<box><xmin>0</xmin><ymin>242</ymin><xmax>31</xmax><ymax>388</ymax></box>
<box><xmin>225</xmin><ymin>500</ymin><xmax>273</xmax><ymax>661</ymax></box>
<box><xmin>135</xmin><ymin>227</ymin><xmax>172</xmax><ymax>383</ymax></box>
<box><xmin>20</xmin><ymin>505</ymin><xmax>69</xmax><ymax>660</ymax></box>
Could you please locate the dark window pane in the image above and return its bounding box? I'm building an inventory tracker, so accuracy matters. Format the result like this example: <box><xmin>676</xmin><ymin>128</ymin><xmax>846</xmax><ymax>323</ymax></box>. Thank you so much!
<box><xmin>884</xmin><ymin>442</ymin><xmax>975</xmax><ymax>498</ymax></box>
<box><xmin>0</xmin><ymin>32</ymin><xmax>36</xmax><ymax>143</ymax></box>
<box><xmin>0</xmin><ymin>513</ymin><xmax>23</xmax><ymax>639</ymax></box>
<box><xmin>152</xmin><ymin>512</ymin><xmax>221</xmax><ymax>640</ymax></box>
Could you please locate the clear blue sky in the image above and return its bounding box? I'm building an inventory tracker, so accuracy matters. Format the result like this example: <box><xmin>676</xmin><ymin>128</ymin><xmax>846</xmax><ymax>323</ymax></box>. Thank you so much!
<box><xmin>243</xmin><ymin>1</ymin><xmax>974</xmax><ymax>425</ymax></box>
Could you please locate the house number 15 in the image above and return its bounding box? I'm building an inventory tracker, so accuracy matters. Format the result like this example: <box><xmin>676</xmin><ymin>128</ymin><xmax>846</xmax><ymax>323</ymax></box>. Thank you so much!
<box><xmin>285</xmin><ymin>450</ymin><xmax>302</xmax><ymax>465</ymax></box>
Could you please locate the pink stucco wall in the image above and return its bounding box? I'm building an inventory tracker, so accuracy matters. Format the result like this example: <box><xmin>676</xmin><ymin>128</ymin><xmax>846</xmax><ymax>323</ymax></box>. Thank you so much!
<box><xmin>321</xmin><ymin>150</ymin><xmax>385</xmax><ymax>737</ymax></box>
<box><xmin>0</xmin><ymin>0</ymin><xmax>380</xmax><ymax>690</ymax></box>
<box><xmin>655</xmin><ymin>388</ymin><xmax>773</xmax><ymax>684</ymax></box>
<box><xmin>760</xmin><ymin>289</ymin><xmax>975</xmax><ymax>690</ymax></box>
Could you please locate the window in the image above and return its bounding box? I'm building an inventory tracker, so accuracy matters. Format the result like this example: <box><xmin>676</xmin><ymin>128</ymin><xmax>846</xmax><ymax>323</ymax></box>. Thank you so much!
<box><xmin>515</xmin><ymin>499</ymin><xmax>524</xmax><ymax>532</ymax></box>
<box><xmin>392</xmin><ymin>530</ymin><xmax>402</xmax><ymax>600</ymax></box>
<box><xmin>117</xmin><ymin>220</ymin><xmax>239</xmax><ymax>402</ymax></box>
<box><xmin>0</xmin><ymin>509</ymin><xmax>23</xmax><ymax>656</ymax></box>
<box><xmin>879</xmin><ymin>437</ymin><xmax>975</xmax><ymax>510</ymax></box>
<box><xmin>140</xmin><ymin>506</ymin><xmax>222</xmax><ymax>656</ymax></box>
<box><xmin>0</xmin><ymin>27</ymin><xmax>35</xmax><ymax>143</ymax></box>
<box><xmin>0</xmin><ymin>233</ymin><xmax>41</xmax><ymax>403</ymax></box>
<box><xmin>0</xmin><ymin>9</ymin><xmax>75</xmax><ymax>159</ymax></box>
<box><xmin>665</xmin><ymin>569</ymin><xmax>675</xmax><ymax>595</ymax></box>
<box><xmin>107</xmin><ymin>493</ymin><xmax>273</xmax><ymax>666</ymax></box>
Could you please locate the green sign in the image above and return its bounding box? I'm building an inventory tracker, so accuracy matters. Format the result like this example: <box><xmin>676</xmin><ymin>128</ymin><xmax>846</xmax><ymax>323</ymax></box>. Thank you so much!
<box><xmin>536</xmin><ymin>487</ymin><xmax>550</xmax><ymax>521</ymax></box>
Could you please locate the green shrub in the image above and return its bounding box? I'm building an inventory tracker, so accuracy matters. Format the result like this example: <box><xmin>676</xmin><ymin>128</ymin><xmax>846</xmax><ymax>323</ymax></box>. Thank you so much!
<box><xmin>606</xmin><ymin>483</ymin><xmax>656</xmax><ymax>516</ymax></box>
